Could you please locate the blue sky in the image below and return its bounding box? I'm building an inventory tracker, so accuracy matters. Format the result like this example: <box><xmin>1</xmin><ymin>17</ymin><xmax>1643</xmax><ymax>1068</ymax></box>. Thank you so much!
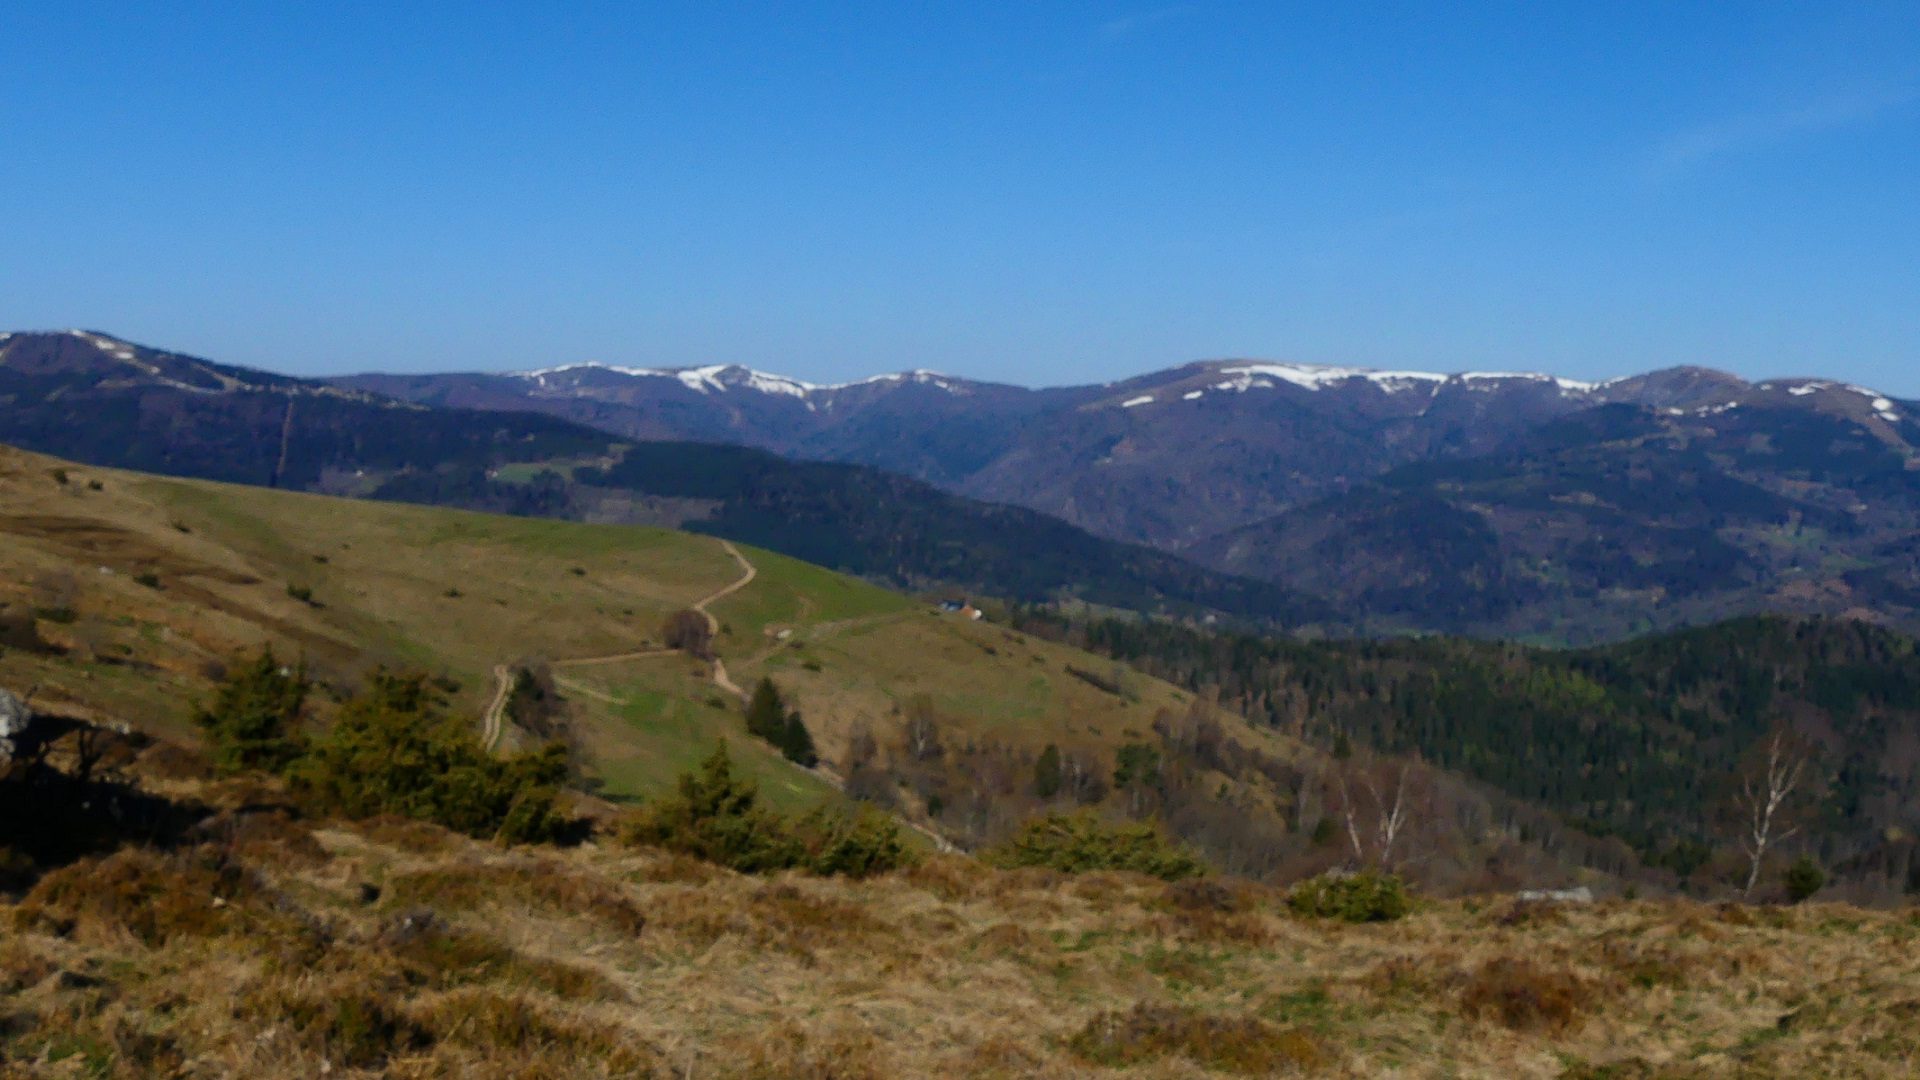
<box><xmin>3</xmin><ymin>3</ymin><xmax>1917</xmax><ymax>393</ymax></box>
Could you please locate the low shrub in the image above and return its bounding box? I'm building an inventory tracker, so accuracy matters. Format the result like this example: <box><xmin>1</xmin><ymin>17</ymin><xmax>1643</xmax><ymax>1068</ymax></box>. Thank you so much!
<box><xmin>619</xmin><ymin>742</ymin><xmax>805</xmax><ymax>873</ymax></box>
<box><xmin>1286</xmin><ymin>870</ymin><xmax>1411</xmax><ymax>923</ymax></box>
<box><xmin>288</xmin><ymin>669</ymin><xmax>570</xmax><ymax>844</ymax></box>
<box><xmin>1785</xmin><ymin>855</ymin><xmax>1826</xmax><ymax>903</ymax></box>
<box><xmin>619</xmin><ymin>742</ymin><xmax>908</xmax><ymax>877</ymax></box>
<box><xmin>796</xmin><ymin>804</ymin><xmax>909</xmax><ymax>879</ymax></box>
<box><xmin>985</xmin><ymin>811</ymin><xmax>1206</xmax><ymax>881</ymax></box>
<box><xmin>192</xmin><ymin>647</ymin><xmax>308</xmax><ymax>775</ymax></box>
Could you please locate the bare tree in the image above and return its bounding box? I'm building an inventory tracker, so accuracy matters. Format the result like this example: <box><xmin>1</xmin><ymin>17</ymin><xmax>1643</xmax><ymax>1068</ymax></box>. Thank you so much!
<box><xmin>1325</xmin><ymin>748</ymin><xmax>1427</xmax><ymax>871</ymax></box>
<box><xmin>903</xmin><ymin>694</ymin><xmax>943</xmax><ymax>761</ymax></box>
<box><xmin>1735</xmin><ymin>727</ymin><xmax>1814</xmax><ymax>897</ymax></box>
<box><xmin>660</xmin><ymin>609</ymin><xmax>713</xmax><ymax>660</ymax></box>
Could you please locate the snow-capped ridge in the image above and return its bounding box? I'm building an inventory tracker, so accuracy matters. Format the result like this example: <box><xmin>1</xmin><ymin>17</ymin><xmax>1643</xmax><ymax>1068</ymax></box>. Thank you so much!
<box><xmin>1165</xmin><ymin>361</ymin><xmax>1599</xmax><ymax>405</ymax></box>
<box><xmin>509</xmin><ymin>360</ymin><xmax>967</xmax><ymax>397</ymax></box>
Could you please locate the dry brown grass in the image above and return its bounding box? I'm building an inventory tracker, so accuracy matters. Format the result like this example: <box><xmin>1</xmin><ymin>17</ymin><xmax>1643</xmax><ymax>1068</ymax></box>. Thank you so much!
<box><xmin>1458</xmin><ymin>955</ymin><xmax>1605</xmax><ymax>1032</ymax></box>
<box><xmin>7</xmin><ymin>807</ymin><xmax>1920</xmax><ymax>1079</ymax></box>
<box><xmin>1068</xmin><ymin>1001</ymin><xmax>1331</xmax><ymax>1074</ymax></box>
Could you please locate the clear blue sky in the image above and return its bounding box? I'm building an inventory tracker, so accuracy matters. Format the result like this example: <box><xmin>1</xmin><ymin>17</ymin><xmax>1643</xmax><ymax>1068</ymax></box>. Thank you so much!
<box><xmin>3</xmin><ymin>3</ymin><xmax>1917</xmax><ymax>393</ymax></box>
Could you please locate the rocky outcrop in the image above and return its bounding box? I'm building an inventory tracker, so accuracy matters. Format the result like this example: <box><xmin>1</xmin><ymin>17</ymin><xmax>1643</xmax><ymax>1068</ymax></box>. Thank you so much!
<box><xmin>0</xmin><ymin>688</ymin><xmax>33</xmax><ymax>771</ymax></box>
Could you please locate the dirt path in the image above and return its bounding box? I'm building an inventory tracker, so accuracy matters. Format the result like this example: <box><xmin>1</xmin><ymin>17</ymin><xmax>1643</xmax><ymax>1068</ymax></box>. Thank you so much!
<box><xmin>709</xmin><ymin>658</ymin><xmax>745</xmax><ymax>701</ymax></box>
<box><xmin>482</xmin><ymin>538</ymin><xmax>758</xmax><ymax>750</ymax></box>
<box><xmin>479</xmin><ymin>538</ymin><xmax>957</xmax><ymax>850</ymax></box>
<box><xmin>481</xmin><ymin>664</ymin><xmax>512</xmax><ymax>751</ymax></box>
<box><xmin>692</xmin><ymin>539</ymin><xmax>755</xmax><ymax>703</ymax></box>
<box><xmin>694</xmin><ymin>539</ymin><xmax>756</xmax><ymax>635</ymax></box>
<box><xmin>552</xmin><ymin>649</ymin><xmax>673</xmax><ymax>669</ymax></box>
<box><xmin>551</xmin><ymin>676</ymin><xmax>628</xmax><ymax>705</ymax></box>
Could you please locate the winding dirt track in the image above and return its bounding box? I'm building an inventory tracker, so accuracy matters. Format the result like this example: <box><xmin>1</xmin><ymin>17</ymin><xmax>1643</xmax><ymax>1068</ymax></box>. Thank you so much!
<box><xmin>480</xmin><ymin>537</ymin><xmax>958</xmax><ymax>850</ymax></box>
<box><xmin>482</xmin><ymin>538</ymin><xmax>757</xmax><ymax>751</ymax></box>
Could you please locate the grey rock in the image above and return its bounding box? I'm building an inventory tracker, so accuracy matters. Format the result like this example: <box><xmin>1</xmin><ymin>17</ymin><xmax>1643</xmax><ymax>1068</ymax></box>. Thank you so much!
<box><xmin>1515</xmin><ymin>886</ymin><xmax>1595</xmax><ymax>904</ymax></box>
<box><xmin>0</xmin><ymin>688</ymin><xmax>32</xmax><ymax>765</ymax></box>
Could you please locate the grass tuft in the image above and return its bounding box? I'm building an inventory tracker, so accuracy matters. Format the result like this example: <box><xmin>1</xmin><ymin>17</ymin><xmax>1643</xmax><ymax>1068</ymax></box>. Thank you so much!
<box><xmin>1459</xmin><ymin>956</ymin><xmax>1601</xmax><ymax>1032</ymax></box>
<box><xmin>1068</xmin><ymin>1001</ymin><xmax>1329</xmax><ymax>1074</ymax></box>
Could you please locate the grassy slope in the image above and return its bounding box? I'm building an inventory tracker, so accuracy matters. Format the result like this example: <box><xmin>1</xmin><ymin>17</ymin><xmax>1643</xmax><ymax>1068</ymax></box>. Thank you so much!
<box><xmin>0</xmin><ymin>445</ymin><xmax>1275</xmax><ymax>820</ymax></box>
<box><xmin>8</xmin><ymin>803</ymin><xmax>1919</xmax><ymax>1078</ymax></box>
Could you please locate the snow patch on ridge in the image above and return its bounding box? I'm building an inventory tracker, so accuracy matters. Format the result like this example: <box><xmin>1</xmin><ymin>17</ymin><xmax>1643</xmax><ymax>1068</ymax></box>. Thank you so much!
<box><xmin>1198</xmin><ymin>362</ymin><xmax>1594</xmax><ymax>399</ymax></box>
<box><xmin>1778</xmin><ymin>380</ymin><xmax>1902</xmax><ymax>421</ymax></box>
<box><xmin>1121</xmin><ymin>395</ymin><xmax>1155</xmax><ymax>408</ymax></box>
<box><xmin>1460</xmin><ymin>371</ymin><xmax>1597</xmax><ymax>394</ymax></box>
<box><xmin>509</xmin><ymin>360</ymin><xmax>965</xmax><ymax>396</ymax></box>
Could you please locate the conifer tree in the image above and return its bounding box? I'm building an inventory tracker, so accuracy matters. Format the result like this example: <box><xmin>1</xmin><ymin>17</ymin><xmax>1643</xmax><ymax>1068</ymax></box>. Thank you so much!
<box><xmin>193</xmin><ymin>647</ymin><xmax>308</xmax><ymax>774</ymax></box>
<box><xmin>745</xmin><ymin>677</ymin><xmax>786</xmax><ymax>744</ymax></box>
<box><xmin>1034</xmin><ymin>743</ymin><xmax>1063</xmax><ymax>799</ymax></box>
<box><xmin>781</xmin><ymin>711</ymin><xmax>818</xmax><ymax>767</ymax></box>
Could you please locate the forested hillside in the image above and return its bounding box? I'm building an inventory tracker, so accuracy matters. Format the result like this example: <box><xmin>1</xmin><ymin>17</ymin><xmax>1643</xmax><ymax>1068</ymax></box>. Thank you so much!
<box><xmin>1014</xmin><ymin>609</ymin><xmax>1920</xmax><ymax>899</ymax></box>
<box><xmin>1196</xmin><ymin>402</ymin><xmax>1920</xmax><ymax>642</ymax></box>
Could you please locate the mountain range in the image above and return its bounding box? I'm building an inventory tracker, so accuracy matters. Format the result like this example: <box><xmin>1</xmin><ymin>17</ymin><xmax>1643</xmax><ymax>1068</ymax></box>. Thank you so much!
<box><xmin>343</xmin><ymin>349</ymin><xmax>1920</xmax><ymax>641</ymax></box>
<box><xmin>0</xmin><ymin>330</ymin><xmax>1313</xmax><ymax>624</ymax></box>
<box><xmin>7</xmin><ymin>328</ymin><xmax>1920</xmax><ymax>640</ymax></box>
<box><xmin>341</xmin><ymin>357</ymin><xmax>1915</xmax><ymax>543</ymax></box>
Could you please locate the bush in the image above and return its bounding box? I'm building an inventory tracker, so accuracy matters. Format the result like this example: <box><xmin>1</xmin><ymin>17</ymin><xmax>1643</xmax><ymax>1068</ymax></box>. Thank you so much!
<box><xmin>1286</xmin><ymin>871</ymin><xmax>1411</xmax><ymax>923</ymax></box>
<box><xmin>619</xmin><ymin>742</ymin><xmax>805</xmax><ymax>873</ymax></box>
<box><xmin>193</xmin><ymin>647</ymin><xmax>309</xmax><ymax>775</ymax></box>
<box><xmin>620</xmin><ymin>742</ymin><xmax>908</xmax><ymax>877</ymax></box>
<box><xmin>985</xmin><ymin>811</ymin><xmax>1206</xmax><ymax>881</ymax></box>
<box><xmin>1784</xmin><ymin>855</ymin><xmax>1826</xmax><ymax>903</ymax></box>
<box><xmin>288</xmin><ymin>669</ymin><xmax>569</xmax><ymax>843</ymax></box>
<box><xmin>796</xmin><ymin>805</ymin><xmax>909</xmax><ymax>879</ymax></box>
<box><xmin>286</xmin><ymin>584</ymin><xmax>314</xmax><ymax>604</ymax></box>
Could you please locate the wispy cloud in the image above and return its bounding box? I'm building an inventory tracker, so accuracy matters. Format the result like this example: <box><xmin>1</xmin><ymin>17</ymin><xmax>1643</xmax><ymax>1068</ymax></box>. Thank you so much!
<box><xmin>1098</xmin><ymin>5</ymin><xmax>1193</xmax><ymax>43</ymax></box>
<box><xmin>1645</xmin><ymin>84</ymin><xmax>1918</xmax><ymax>180</ymax></box>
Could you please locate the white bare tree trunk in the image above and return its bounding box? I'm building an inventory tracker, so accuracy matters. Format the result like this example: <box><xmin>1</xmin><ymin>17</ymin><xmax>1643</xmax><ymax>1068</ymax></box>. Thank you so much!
<box><xmin>1739</xmin><ymin>732</ymin><xmax>1806</xmax><ymax>897</ymax></box>
<box><xmin>1334</xmin><ymin>770</ymin><xmax>1366</xmax><ymax>866</ymax></box>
